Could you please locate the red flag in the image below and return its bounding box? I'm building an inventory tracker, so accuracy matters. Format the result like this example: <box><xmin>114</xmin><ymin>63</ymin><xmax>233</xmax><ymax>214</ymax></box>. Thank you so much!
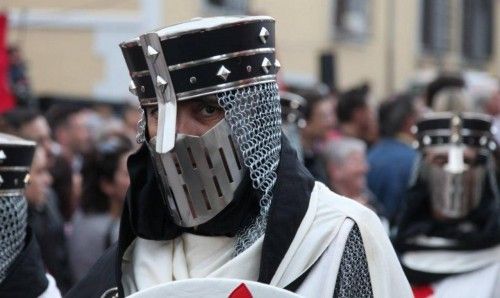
<box><xmin>0</xmin><ymin>13</ymin><xmax>15</xmax><ymax>113</ymax></box>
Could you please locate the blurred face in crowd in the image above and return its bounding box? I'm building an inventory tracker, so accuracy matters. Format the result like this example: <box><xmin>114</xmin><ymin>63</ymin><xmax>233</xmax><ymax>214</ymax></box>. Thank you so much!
<box><xmin>486</xmin><ymin>91</ymin><xmax>500</xmax><ymax>116</ymax></box>
<box><xmin>18</xmin><ymin>116</ymin><xmax>54</xmax><ymax>155</ymax></box>
<box><xmin>146</xmin><ymin>95</ymin><xmax>225</xmax><ymax>139</ymax></box>
<box><xmin>354</xmin><ymin>104</ymin><xmax>378</xmax><ymax>141</ymax></box>
<box><xmin>25</xmin><ymin>147</ymin><xmax>53</xmax><ymax>207</ymax></box>
<box><xmin>100</xmin><ymin>152</ymin><xmax>131</xmax><ymax>204</ymax></box>
<box><xmin>56</xmin><ymin>111</ymin><xmax>92</xmax><ymax>155</ymax></box>
<box><xmin>302</xmin><ymin>97</ymin><xmax>336</xmax><ymax>139</ymax></box>
<box><xmin>328</xmin><ymin>150</ymin><xmax>369</xmax><ymax>198</ymax></box>
<box><xmin>124</xmin><ymin>106</ymin><xmax>141</xmax><ymax>132</ymax></box>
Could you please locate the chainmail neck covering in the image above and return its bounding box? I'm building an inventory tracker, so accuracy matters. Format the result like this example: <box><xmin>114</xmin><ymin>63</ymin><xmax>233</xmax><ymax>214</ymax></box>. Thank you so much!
<box><xmin>0</xmin><ymin>195</ymin><xmax>27</xmax><ymax>283</ymax></box>
<box><xmin>216</xmin><ymin>82</ymin><xmax>282</xmax><ymax>255</ymax></box>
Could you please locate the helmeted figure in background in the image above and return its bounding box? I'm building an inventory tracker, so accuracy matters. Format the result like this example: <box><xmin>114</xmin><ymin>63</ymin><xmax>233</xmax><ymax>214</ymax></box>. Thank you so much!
<box><xmin>279</xmin><ymin>91</ymin><xmax>307</xmax><ymax>162</ymax></box>
<box><xmin>0</xmin><ymin>133</ymin><xmax>61</xmax><ymax>297</ymax></box>
<box><xmin>394</xmin><ymin>111</ymin><xmax>500</xmax><ymax>297</ymax></box>
<box><xmin>67</xmin><ymin>16</ymin><xmax>411</xmax><ymax>298</ymax></box>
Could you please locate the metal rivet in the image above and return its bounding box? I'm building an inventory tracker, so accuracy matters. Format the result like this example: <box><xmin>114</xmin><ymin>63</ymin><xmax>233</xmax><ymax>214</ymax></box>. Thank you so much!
<box><xmin>156</xmin><ymin>76</ymin><xmax>167</xmax><ymax>93</ymax></box>
<box><xmin>479</xmin><ymin>136</ymin><xmax>488</xmax><ymax>146</ymax></box>
<box><xmin>0</xmin><ymin>175</ymin><xmax>3</xmax><ymax>186</ymax></box>
<box><xmin>412</xmin><ymin>141</ymin><xmax>419</xmax><ymax>149</ymax></box>
<box><xmin>411</xmin><ymin>126</ymin><xmax>418</xmax><ymax>134</ymax></box>
<box><xmin>261</xmin><ymin>57</ymin><xmax>272</xmax><ymax>74</ymax></box>
<box><xmin>246</xmin><ymin>65</ymin><xmax>252</xmax><ymax>72</ymax></box>
<box><xmin>147</xmin><ymin>45</ymin><xmax>158</xmax><ymax>57</ymax></box>
<box><xmin>217</xmin><ymin>65</ymin><xmax>231</xmax><ymax>81</ymax></box>
<box><xmin>128</xmin><ymin>80</ymin><xmax>137</xmax><ymax>96</ymax></box>
<box><xmin>489</xmin><ymin>141</ymin><xmax>497</xmax><ymax>151</ymax></box>
<box><xmin>451</xmin><ymin>116</ymin><xmax>461</xmax><ymax>126</ymax></box>
<box><xmin>259</xmin><ymin>27</ymin><xmax>270</xmax><ymax>44</ymax></box>
<box><xmin>140</xmin><ymin>86</ymin><xmax>145</xmax><ymax>93</ymax></box>
<box><xmin>190</xmin><ymin>77</ymin><xmax>197</xmax><ymax>84</ymax></box>
<box><xmin>274</xmin><ymin>59</ymin><xmax>281</xmax><ymax>71</ymax></box>
<box><xmin>423</xmin><ymin>135</ymin><xmax>431</xmax><ymax>145</ymax></box>
<box><xmin>24</xmin><ymin>174</ymin><xmax>30</xmax><ymax>185</ymax></box>
<box><xmin>297</xmin><ymin>119</ymin><xmax>307</xmax><ymax>129</ymax></box>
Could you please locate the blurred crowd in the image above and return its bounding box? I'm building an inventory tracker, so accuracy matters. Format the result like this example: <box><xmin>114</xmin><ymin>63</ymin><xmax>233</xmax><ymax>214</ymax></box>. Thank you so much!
<box><xmin>1</xmin><ymin>46</ymin><xmax>500</xmax><ymax>295</ymax></box>
<box><xmin>0</xmin><ymin>100</ymin><xmax>140</xmax><ymax>293</ymax></box>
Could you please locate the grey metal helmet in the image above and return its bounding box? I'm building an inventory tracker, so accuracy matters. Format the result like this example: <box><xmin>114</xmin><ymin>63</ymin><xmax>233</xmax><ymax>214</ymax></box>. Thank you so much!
<box><xmin>120</xmin><ymin>16</ymin><xmax>282</xmax><ymax>253</ymax></box>
<box><xmin>414</xmin><ymin>112</ymin><xmax>498</xmax><ymax>219</ymax></box>
<box><xmin>0</xmin><ymin>133</ymin><xmax>36</xmax><ymax>283</ymax></box>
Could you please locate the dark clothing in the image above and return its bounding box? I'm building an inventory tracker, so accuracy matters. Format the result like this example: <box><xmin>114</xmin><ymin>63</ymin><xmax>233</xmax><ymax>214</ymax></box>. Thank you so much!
<box><xmin>0</xmin><ymin>228</ymin><xmax>49</xmax><ymax>298</ymax></box>
<box><xmin>303</xmin><ymin>149</ymin><xmax>329</xmax><ymax>185</ymax></box>
<box><xmin>367</xmin><ymin>138</ymin><xmax>417</xmax><ymax>223</ymax></box>
<box><xmin>65</xmin><ymin>244</ymin><xmax>118</xmax><ymax>298</ymax></box>
<box><xmin>29</xmin><ymin>190</ymin><xmax>73</xmax><ymax>293</ymax></box>
<box><xmin>69</xmin><ymin>211</ymin><xmax>119</xmax><ymax>282</ymax></box>
<box><xmin>394</xmin><ymin>170</ymin><xmax>500</xmax><ymax>284</ymax></box>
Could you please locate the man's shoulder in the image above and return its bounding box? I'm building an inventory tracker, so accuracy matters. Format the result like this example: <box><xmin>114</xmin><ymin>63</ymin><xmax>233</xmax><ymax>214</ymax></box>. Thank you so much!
<box><xmin>368</xmin><ymin>139</ymin><xmax>416</xmax><ymax>159</ymax></box>
<box><xmin>65</xmin><ymin>243</ymin><xmax>118</xmax><ymax>298</ymax></box>
<box><xmin>313</xmin><ymin>182</ymin><xmax>380</xmax><ymax>223</ymax></box>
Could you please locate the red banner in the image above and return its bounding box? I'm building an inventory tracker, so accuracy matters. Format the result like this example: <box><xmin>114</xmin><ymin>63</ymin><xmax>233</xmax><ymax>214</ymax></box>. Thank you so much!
<box><xmin>0</xmin><ymin>13</ymin><xmax>15</xmax><ymax>113</ymax></box>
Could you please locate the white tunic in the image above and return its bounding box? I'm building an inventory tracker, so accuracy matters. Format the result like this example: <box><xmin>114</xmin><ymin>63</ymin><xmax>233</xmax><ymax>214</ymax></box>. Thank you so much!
<box><xmin>122</xmin><ymin>182</ymin><xmax>412</xmax><ymax>297</ymax></box>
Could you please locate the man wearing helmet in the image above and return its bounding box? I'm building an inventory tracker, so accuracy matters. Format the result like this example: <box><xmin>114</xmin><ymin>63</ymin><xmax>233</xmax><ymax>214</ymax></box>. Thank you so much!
<box><xmin>67</xmin><ymin>16</ymin><xmax>410</xmax><ymax>298</ymax></box>
<box><xmin>0</xmin><ymin>134</ymin><xmax>61</xmax><ymax>297</ymax></box>
<box><xmin>394</xmin><ymin>110</ymin><xmax>500</xmax><ymax>297</ymax></box>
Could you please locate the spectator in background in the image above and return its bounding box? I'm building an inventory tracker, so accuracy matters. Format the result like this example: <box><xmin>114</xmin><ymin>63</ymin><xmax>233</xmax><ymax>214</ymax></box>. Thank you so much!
<box><xmin>279</xmin><ymin>91</ymin><xmax>307</xmax><ymax>161</ymax></box>
<box><xmin>367</xmin><ymin>94</ymin><xmax>418</xmax><ymax>225</ymax></box>
<box><xmin>46</xmin><ymin>105</ymin><xmax>92</xmax><ymax>221</ymax></box>
<box><xmin>1</xmin><ymin>108</ymin><xmax>55</xmax><ymax>163</ymax></box>
<box><xmin>25</xmin><ymin>146</ymin><xmax>73</xmax><ymax>293</ymax></box>
<box><xmin>336</xmin><ymin>83</ymin><xmax>378</xmax><ymax>146</ymax></box>
<box><xmin>122</xmin><ymin>103</ymin><xmax>142</xmax><ymax>148</ymax></box>
<box><xmin>68</xmin><ymin>134</ymin><xmax>133</xmax><ymax>282</ymax></box>
<box><xmin>425</xmin><ymin>74</ymin><xmax>476</xmax><ymax>113</ymax></box>
<box><xmin>295</xmin><ymin>86</ymin><xmax>336</xmax><ymax>184</ymax></box>
<box><xmin>46</xmin><ymin>105</ymin><xmax>92</xmax><ymax>165</ymax></box>
<box><xmin>324</xmin><ymin>137</ymin><xmax>387</xmax><ymax>224</ymax></box>
<box><xmin>484</xmin><ymin>89</ymin><xmax>500</xmax><ymax>144</ymax></box>
<box><xmin>7</xmin><ymin>46</ymin><xmax>35</xmax><ymax>108</ymax></box>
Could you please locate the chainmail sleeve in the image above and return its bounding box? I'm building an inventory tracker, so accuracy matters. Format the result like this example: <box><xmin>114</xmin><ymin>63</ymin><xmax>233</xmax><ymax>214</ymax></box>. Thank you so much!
<box><xmin>333</xmin><ymin>224</ymin><xmax>373</xmax><ymax>298</ymax></box>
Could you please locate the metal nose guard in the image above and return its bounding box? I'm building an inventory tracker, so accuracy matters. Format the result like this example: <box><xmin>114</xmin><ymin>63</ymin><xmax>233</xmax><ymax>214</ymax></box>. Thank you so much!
<box><xmin>139</xmin><ymin>32</ymin><xmax>177</xmax><ymax>153</ymax></box>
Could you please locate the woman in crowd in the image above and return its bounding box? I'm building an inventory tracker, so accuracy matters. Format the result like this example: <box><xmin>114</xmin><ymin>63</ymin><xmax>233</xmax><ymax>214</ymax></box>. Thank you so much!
<box><xmin>68</xmin><ymin>133</ymin><xmax>133</xmax><ymax>282</ymax></box>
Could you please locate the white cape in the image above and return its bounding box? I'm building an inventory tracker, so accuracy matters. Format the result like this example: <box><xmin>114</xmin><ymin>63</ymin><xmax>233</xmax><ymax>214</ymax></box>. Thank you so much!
<box><xmin>122</xmin><ymin>182</ymin><xmax>412</xmax><ymax>297</ymax></box>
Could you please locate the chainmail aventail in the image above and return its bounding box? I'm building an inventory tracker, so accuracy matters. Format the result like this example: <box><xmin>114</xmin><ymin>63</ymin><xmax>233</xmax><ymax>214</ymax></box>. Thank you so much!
<box><xmin>216</xmin><ymin>82</ymin><xmax>282</xmax><ymax>255</ymax></box>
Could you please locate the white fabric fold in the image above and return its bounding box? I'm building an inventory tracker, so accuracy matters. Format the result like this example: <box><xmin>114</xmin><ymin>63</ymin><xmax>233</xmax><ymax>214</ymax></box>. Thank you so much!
<box><xmin>122</xmin><ymin>182</ymin><xmax>412</xmax><ymax>297</ymax></box>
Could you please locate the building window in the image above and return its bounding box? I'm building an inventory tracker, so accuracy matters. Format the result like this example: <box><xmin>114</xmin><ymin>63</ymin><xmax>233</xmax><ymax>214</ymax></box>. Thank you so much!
<box><xmin>203</xmin><ymin>0</ymin><xmax>248</xmax><ymax>15</ymax></box>
<box><xmin>420</xmin><ymin>0</ymin><xmax>494</xmax><ymax>63</ymax></box>
<box><xmin>420</xmin><ymin>0</ymin><xmax>451</xmax><ymax>55</ymax></box>
<box><xmin>333</xmin><ymin>0</ymin><xmax>370</xmax><ymax>42</ymax></box>
<box><xmin>462</xmin><ymin>0</ymin><xmax>493</xmax><ymax>62</ymax></box>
